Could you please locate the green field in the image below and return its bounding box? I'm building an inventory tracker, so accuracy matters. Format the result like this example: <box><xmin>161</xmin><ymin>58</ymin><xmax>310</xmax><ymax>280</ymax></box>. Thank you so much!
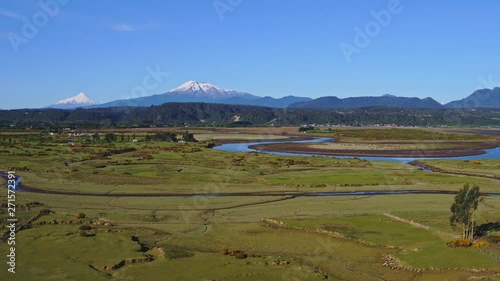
<box><xmin>0</xmin><ymin>129</ymin><xmax>499</xmax><ymax>281</ymax></box>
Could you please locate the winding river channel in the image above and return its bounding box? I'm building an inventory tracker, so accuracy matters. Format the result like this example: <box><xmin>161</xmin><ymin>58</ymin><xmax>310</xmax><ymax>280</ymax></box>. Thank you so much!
<box><xmin>214</xmin><ymin>137</ymin><xmax>500</xmax><ymax>162</ymax></box>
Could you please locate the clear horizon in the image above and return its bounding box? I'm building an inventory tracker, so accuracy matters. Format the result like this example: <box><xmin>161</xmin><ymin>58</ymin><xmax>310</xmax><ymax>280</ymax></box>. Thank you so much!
<box><xmin>1</xmin><ymin>0</ymin><xmax>500</xmax><ymax>109</ymax></box>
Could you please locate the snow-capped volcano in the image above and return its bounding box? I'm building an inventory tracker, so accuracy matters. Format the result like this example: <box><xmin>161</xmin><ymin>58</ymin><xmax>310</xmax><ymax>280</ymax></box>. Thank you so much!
<box><xmin>169</xmin><ymin>81</ymin><xmax>225</xmax><ymax>93</ymax></box>
<box><xmin>94</xmin><ymin>80</ymin><xmax>308</xmax><ymax>108</ymax></box>
<box><xmin>167</xmin><ymin>80</ymin><xmax>255</xmax><ymax>99</ymax></box>
<box><xmin>48</xmin><ymin>92</ymin><xmax>99</xmax><ymax>109</ymax></box>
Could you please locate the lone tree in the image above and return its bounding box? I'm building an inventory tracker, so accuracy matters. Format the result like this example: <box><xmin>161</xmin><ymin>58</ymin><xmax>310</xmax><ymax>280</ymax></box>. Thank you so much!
<box><xmin>450</xmin><ymin>184</ymin><xmax>481</xmax><ymax>242</ymax></box>
<box><xmin>104</xmin><ymin>133</ymin><xmax>116</xmax><ymax>143</ymax></box>
<box><xmin>182</xmin><ymin>131</ymin><xmax>197</xmax><ymax>142</ymax></box>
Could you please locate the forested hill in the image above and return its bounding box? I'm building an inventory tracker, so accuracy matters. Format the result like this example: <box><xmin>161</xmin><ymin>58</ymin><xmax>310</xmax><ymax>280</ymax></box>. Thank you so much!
<box><xmin>289</xmin><ymin>95</ymin><xmax>443</xmax><ymax>109</ymax></box>
<box><xmin>1</xmin><ymin>102</ymin><xmax>500</xmax><ymax>129</ymax></box>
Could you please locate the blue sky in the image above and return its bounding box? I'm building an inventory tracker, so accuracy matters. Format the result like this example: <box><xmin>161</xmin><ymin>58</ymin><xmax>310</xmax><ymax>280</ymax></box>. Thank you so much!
<box><xmin>1</xmin><ymin>0</ymin><xmax>499</xmax><ymax>109</ymax></box>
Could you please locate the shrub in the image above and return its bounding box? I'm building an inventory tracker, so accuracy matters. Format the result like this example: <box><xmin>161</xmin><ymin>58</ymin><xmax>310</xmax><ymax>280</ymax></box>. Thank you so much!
<box><xmin>79</xmin><ymin>225</ymin><xmax>92</xmax><ymax>231</ymax></box>
<box><xmin>39</xmin><ymin>209</ymin><xmax>52</xmax><ymax>215</ymax></box>
<box><xmin>234</xmin><ymin>252</ymin><xmax>248</xmax><ymax>259</ymax></box>
<box><xmin>220</xmin><ymin>248</ymin><xmax>230</xmax><ymax>255</ymax></box>
<box><xmin>220</xmin><ymin>248</ymin><xmax>252</xmax><ymax>259</ymax></box>
<box><xmin>472</xmin><ymin>241</ymin><xmax>490</xmax><ymax>248</ymax></box>
<box><xmin>447</xmin><ymin>239</ymin><xmax>472</xmax><ymax>248</ymax></box>
<box><xmin>77</xmin><ymin>213</ymin><xmax>86</xmax><ymax>219</ymax></box>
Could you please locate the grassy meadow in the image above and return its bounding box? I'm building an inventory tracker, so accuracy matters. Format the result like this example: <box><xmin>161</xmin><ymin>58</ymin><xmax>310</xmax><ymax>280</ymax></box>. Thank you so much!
<box><xmin>0</xmin><ymin>128</ymin><xmax>499</xmax><ymax>280</ymax></box>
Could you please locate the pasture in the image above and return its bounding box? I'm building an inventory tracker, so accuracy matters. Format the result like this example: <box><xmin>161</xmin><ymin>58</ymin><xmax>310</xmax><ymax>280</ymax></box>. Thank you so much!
<box><xmin>0</xmin><ymin>128</ymin><xmax>499</xmax><ymax>280</ymax></box>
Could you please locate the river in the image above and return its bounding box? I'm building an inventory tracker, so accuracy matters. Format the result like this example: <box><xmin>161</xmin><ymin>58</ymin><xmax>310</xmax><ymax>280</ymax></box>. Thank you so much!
<box><xmin>214</xmin><ymin>137</ymin><xmax>500</xmax><ymax>162</ymax></box>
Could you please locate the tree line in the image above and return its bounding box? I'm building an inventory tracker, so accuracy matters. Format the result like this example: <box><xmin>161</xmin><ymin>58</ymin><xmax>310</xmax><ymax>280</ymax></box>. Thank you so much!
<box><xmin>1</xmin><ymin>103</ymin><xmax>500</xmax><ymax>129</ymax></box>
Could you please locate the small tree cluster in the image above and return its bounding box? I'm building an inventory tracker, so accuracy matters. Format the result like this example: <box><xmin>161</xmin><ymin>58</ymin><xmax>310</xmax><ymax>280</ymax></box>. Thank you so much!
<box><xmin>450</xmin><ymin>184</ymin><xmax>481</xmax><ymax>242</ymax></box>
<box><xmin>182</xmin><ymin>131</ymin><xmax>197</xmax><ymax>142</ymax></box>
<box><xmin>104</xmin><ymin>133</ymin><xmax>116</xmax><ymax>143</ymax></box>
<box><xmin>298</xmin><ymin>126</ymin><xmax>315</xmax><ymax>133</ymax></box>
<box><xmin>145</xmin><ymin>132</ymin><xmax>177</xmax><ymax>142</ymax></box>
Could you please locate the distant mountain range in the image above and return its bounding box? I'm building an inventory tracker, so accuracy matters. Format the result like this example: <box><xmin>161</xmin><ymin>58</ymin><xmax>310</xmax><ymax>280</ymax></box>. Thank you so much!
<box><xmin>46</xmin><ymin>81</ymin><xmax>500</xmax><ymax>109</ymax></box>
<box><xmin>89</xmin><ymin>81</ymin><xmax>311</xmax><ymax>109</ymax></box>
<box><xmin>289</xmin><ymin>95</ymin><xmax>443</xmax><ymax>109</ymax></box>
<box><xmin>446</xmin><ymin>87</ymin><xmax>500</xmax><ymax>108</ymax></box>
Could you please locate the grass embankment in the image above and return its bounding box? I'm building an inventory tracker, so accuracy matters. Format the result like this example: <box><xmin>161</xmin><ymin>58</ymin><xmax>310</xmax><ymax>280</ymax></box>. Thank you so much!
<box><xmin>418</xmin><ymin>159</ymin><xmax>500</xmax><ymax>179</ymax></box>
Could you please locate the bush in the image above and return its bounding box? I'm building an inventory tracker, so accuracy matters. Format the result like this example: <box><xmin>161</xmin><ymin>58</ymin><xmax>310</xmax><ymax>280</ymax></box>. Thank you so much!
<box><xmin>39</xmin><ymin>209</ymin><xmax>52</xmax><ymax>215</ymax></box>
<box><xmin>220</xmin><ymin>248</ymin><xmax>230</xmax><ymax>255</ymax></box>
<box><xmin>472</xmin><ymin>241</ymin><xmax>490</xmax><ymax>248</ymax></box>
<box><xmin>447</xmin><ymin>239</ymin><xmax>472</xmax><ymax>248</ymax></box>
<box><xmin>79</xmin><ymin>225</ymin><xmax>92</xmax><ymax>231</ymax></box>
<box><xmin>298</xmin><ymin>126</ymin><xmax>315</xmax><ymax>133</ymax></box>
<box><xmin>234</xmin><ymin>252</ymin><xmax>248</xmax><ymax>259</ymax></box>
<box><xmin>77</xmin><ymin>213</ymin><xmax>86</xmax><ymax>219</ymax></box>
<box><xmin>220</xmin><ymin>248</ymin><xmax>251</xmax><ymax>259</ymax></box>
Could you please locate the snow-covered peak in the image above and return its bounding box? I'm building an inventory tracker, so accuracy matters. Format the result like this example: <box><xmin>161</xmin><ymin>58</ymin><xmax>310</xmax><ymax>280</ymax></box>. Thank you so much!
<box><xmin>47</xmin><ymin>92</ymin><xmax>99</xmax><ymax>109</ymax></box>
<box><xmin>54</xmin><ymin>92</ymin><xmax>98</xmax><ymax>106</ymax></box>
<box><xmin>169</xmin><ymin>81</ymin><xmax>230</xmax><ymax>93</ymax></box>
<box><xmin>167</xmin><ymin>80</ymin><xmax>252</xmax><ymax>99</ymax></box>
